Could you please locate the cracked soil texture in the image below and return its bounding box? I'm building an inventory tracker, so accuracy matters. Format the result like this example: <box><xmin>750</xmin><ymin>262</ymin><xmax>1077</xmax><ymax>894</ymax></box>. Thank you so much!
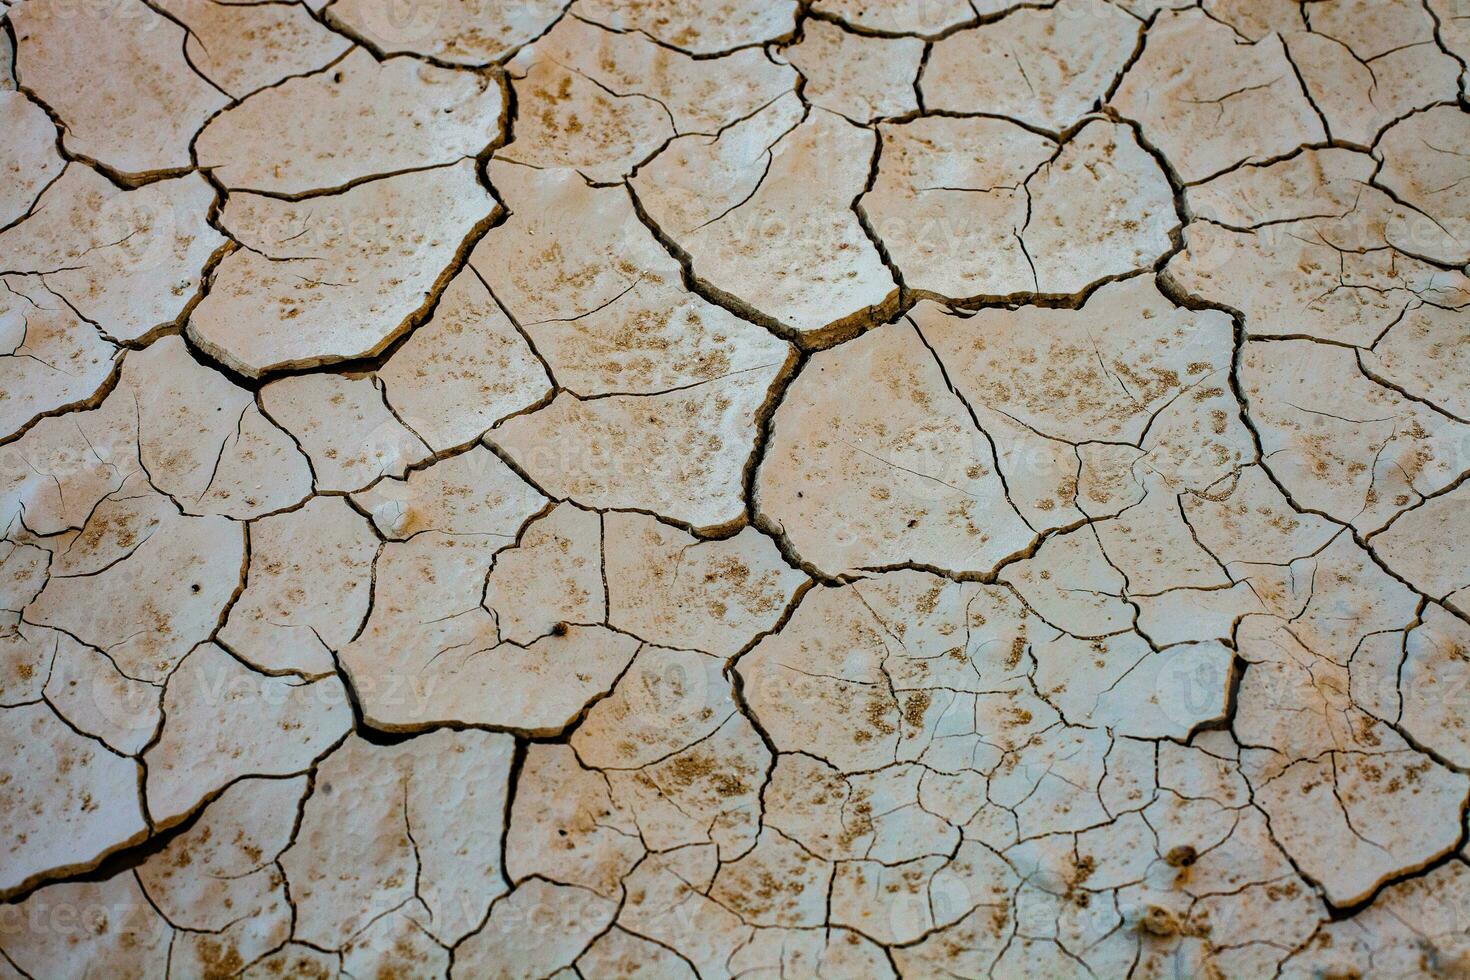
<box><xmin>1</xmin><ymin>0</ymin><xmax>1469</xmax><ymax>976</ymax></box>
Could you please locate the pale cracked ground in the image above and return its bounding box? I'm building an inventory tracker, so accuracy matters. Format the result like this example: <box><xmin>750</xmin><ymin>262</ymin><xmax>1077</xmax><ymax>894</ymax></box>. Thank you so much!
<box><xmin>1</xmin><ymin>0</ymin><xmax>1470</xmax><ymax>978</ymax></box>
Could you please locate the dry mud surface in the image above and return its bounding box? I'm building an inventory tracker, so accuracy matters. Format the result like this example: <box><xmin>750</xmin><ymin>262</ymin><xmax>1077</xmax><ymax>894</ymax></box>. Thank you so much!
<box><xmin>1</xmin><ymin>0</ymin><xmax>1470</xmax><ymax>976</ymax></box>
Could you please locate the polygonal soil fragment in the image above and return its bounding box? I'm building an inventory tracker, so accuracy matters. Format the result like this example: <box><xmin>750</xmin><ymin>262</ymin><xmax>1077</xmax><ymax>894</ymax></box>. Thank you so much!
<box><xmin>481</xmin><ymin>502</ymin><xmax>603</xmax><ymax>643</ymax></box>
<box><xmin>196</xmin><ymin>49</ymin><xmax>504</xmax><ymax>194</ymax></box>
<box><xmin>0</xmin><ymin>876</ymin><xmax>169</xmax><ymax>973</ymax></box>
<box><xmin>502</xmin><ymin>59</ymin><xmax>671</xmax><ymax>185</ymax></box>
<box><xmin>342</xmin><ymin>496</ymin><xmax>640</xmax><ymax>733</ymax></box>
<box><xmin>1372</xmin><ymin>484</ymin><xmax>1470</xmax><ymax>604</ymax></box>
<box><xmin>260</xmin><ymin>372</ymin><xmax>432</xmax><ymax>492</ymax></box>
<box><xmin>1399</xmin><ymin>605</ymin><xmax>1470</xmax><ymax>768</ymax></box>
<box><xmin>377</xmin><ymin>266</ymin><xmax>551</xmax><ymax>451</ymax></box>
<box><xmin>329</xmin><ymin>0</ymin><xmax>565</xmax><ymax>65</ymax></box>
<box><xmin>0</xmin><ymin>275</ymin><xmax>117</xmax><ymax>442</ymax></box>
<box><xmin>219</xmin><ymin>495</ymin><xmax>379</xmax><ymax>677</ymax></box>
<box><xmin>157</xmin><ymin>0</ymin><xmax>351</xmax><ymax>98</ymax></box>
<box><xmin>1249</xmin><ymin>746</ymin><xmax>1468</xmax><ymax>908</ymax></box>
<box><xmin>0</xmin><ymin>702</ymin><xmax>146</xmax><ymax>896</ymax></box>
<box><xmin>491</xmin><ymin>364</ymin><xmax>784</xmax><ymax>533</ymax></box>
<box><xmin>11</xmin><ymin>0</ymin><xmax>229</xmax><ymax>177</ymax></box>
<box><xmin>351</xmin><ymin>444</ymin><xmax>546</xmax><ymax>540</ymax></box>
<box><xmin>1021</xmin><ymin>122</ymin><xmax>1178</xmax><ymax>294</ymax></box>
<box><xmin>1285</xmin><ymin>0</ymin><xmax>1461</xmax><ymax>147</ymax></box>
<box><xmin>506</xmin><ymin>742</ymin><xmax>646</xmax><ymax>896</ymax></box>
<box><xmin>999</xmin><ymin>526</ymin><xmax>1133</xmax><ymax>636</ymax></box>
<box><xmin>282</xmin><ymin>731</ymin><xmax>514</xmax><ymax>949</ymax></box>
<box><xmin>710</xmin><ymin>829</ymin><xmax>831</xmax><ymax>926</ymax></box>
<box><xmin>1376</xmin><ymin>105</ymin><xmax>1470</xmax><ymax>266</ymax></box>
<box><xmin>1364</xmin><ymin>303</ymin><xmax>1470</xmax><ymax>421</ymax></box>
<box><xmin>565</xmin><ymin>647</ymin><xmax>769</xmax><ymax>862</ymax></box>
<box><xmin>756</xmin><ymin>317</ymin><xmax>1032</xmax><ymax>577</ymax></box>
<box><xmin>1094</xmin><ymin>477</ymin><xmax>1238</xmax><ymax>596</ymax></box>
<box><xmin>1231</xmin><ymin>533</ymin><xmax>1469</xmax><ymax>908</ymax></box>
<box><xmin>574</xmin><ymin>0</ymin><xmax>798</xmax><ymax>53</ymax></box>
<box><xmin>23</xmin><ymin>490</ymin><xmax>244</xmax><ymax>684</ymax></box>
<box><xmin>812</xmin><ymin>0</ymin><xmax>976</xmax><ymax>34</ymax></box>
<box><xmin>779</xmin><ymin>19</ymin><xmax>921</xmax><ymax>122</ymax></box>
<box><xmin>633</xmin><ymin>97</ymin><xmax>900</xmax><ymax>343</ymax></box>
<box><xmin>1110</xmin><ymin>8</ymin><xmax>1325</xmax><ymax>182</ymax></box>
<box><xmin>452</xmin><ymin>878</ymin><xmax>616</xmax><ymax>979</ymax></box>
<box><xmin>0</xmin><ymin>90</ymin><xmax>62</xmax><ymax>228</ymax></box>
<box><xmin>1240</xmin><ymin>338</ymin><xmax>1470</xmax><ymax>531</ymax></box>
<box><xmin>135</xmin><ymin>776</ymin><xmax>303</xmax><ymax>975</ymax></box>
<box><xmin>474</xmin><ymin>162</ymin><xmax>792</xmax><ymax>395</ymax></box>
<box><xmin>572</xmin><ymin>645</ymin><xmax>741</xmax><ymax>770</ymax></box>
<box><xmin>604</xmin><ymin>512</ymin><xmax>806</xmax><ymax>656</ymax></box>
<box><xmin>124</xmin><ymin>337</ymin><xmax>313</xmax><ymax>518</ymax></box>
<box><xmin>862</xmin><ymin>116</ymin><xmax>1051</xmax><ymax>300</ymax></box>
<box><xmin>189</xmin><ymin>160</ymin><xmax>496</xmax><ymax>377</ymax></box>
<box><xmin>1282</xmin><ymin>862</ymin><xmax>1470</xmax><ymax>976</ymax></box>
<box><xmin>2</xmin><ymin>335</ymin><xmax>313</xmax><ymax>524</ymax></box>
<box><xmin>0</xmin><ymin>165</ymin><xmax>226</xmax><ymax>344</ymax></box>
<box><xmin>143</xmin><ymin>643</ymin><xmax>352</xmax><ymax>827</ymax></box>
<box><xmin>922</xmin><ymin>0</ymin><xmax>1140</xmax><ymax>131</ymax></box>
<box><xmin>1165</xmin><ymin>148</ymin><xmax>1470</xmax><ymax>344</ymax></box>
<box><xmin>41</xmin><ymin>632</ymin><xmax>162</xmax><ymax>755</ymax></box>
<box><xmin>914</xmin><ymin>276</ymin><xmax>1244</xmax><ymax>533</ymax></box>
<box><xmin>501</xmin><ymin>16</ymin><xmax>795</xmax><ymax>182</ymax></box>
<box><xmin>863</xmin><ymin>117</ymin><xmax>1174</xmax><ymax>301</ymax></box>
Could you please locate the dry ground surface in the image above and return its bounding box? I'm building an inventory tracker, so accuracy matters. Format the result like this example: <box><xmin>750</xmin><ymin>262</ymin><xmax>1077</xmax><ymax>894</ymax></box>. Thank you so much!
<box><xmin>1</xmin><ymin>0</ymin><xmax>1469</xmax><ymax>976</ymax></box>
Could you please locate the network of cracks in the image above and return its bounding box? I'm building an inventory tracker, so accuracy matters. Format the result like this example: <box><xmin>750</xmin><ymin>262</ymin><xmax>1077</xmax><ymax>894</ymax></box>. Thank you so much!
<box><xmin>2</xmin><ymin>0</ymin><xmax>1470</xmax><ymax>976</ymax></box>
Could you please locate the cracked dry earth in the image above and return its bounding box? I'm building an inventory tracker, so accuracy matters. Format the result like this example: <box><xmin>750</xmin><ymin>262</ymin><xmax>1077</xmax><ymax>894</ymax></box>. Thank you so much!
<box><xmin>2</xmin><ymin>1</ymin><xmax>1470</xmax><ymax>979</ymax></box>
